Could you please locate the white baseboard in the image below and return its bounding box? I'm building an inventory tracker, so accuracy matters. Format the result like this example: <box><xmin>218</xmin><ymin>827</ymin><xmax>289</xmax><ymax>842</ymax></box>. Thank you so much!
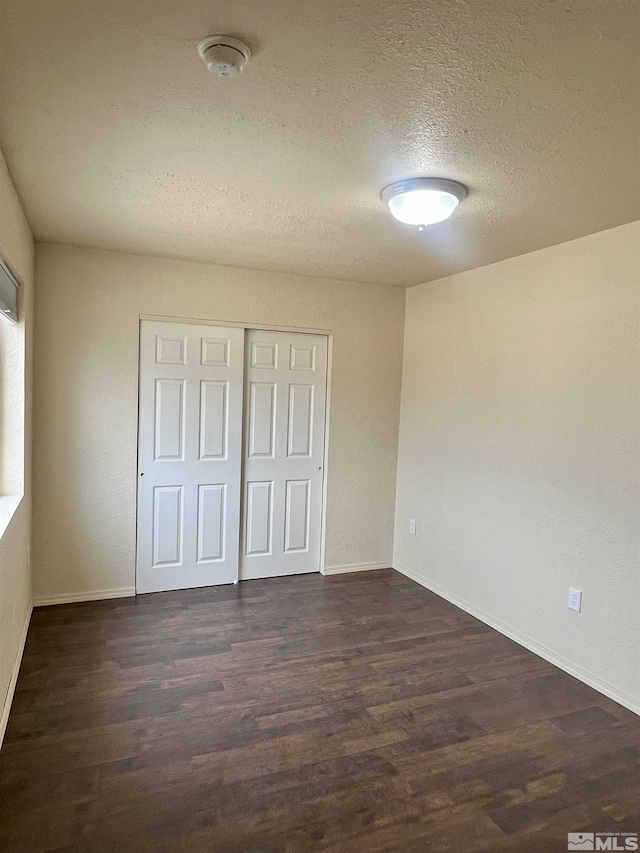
<box><xmin>322</xmin><ymin>561</ymin><xmax>390</xmax><ymax>576</ymax></box>
<box><xmin>33</xmin><ymin>587</ymin><xmax>136</xmax><ymax>607</ymax></box>
<box><xmin>1</xmin><ymin>603</ymin><xmax>32</xmax><ymax>749</ymax></box>
<box><xmin>393</xmin><ymin>560</ymin><xmax>640</xmax><ymax>717</ymax></box>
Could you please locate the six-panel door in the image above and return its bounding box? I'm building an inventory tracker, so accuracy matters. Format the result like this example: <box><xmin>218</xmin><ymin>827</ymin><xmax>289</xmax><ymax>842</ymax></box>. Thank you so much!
<box><xmin>137</xmin><ymin>322</ymin><xmax>328</xmax><ymax>592</ymax></box>
<box><xmin>241</xmin><ymin>330</ymin><xmax>328</xmax><ymax>579</ymax></box>
<box><xmin>136</xmin><ymin>321</ymin><xmax>245</xmax><ymax>593</ymax></box>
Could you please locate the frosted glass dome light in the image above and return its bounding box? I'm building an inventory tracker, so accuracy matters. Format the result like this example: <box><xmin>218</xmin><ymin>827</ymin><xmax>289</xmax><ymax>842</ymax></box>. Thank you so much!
<box><xmin>381</xmin><ymin>178</ymin><xmax>467</xmax><ymax>228</ymax></box>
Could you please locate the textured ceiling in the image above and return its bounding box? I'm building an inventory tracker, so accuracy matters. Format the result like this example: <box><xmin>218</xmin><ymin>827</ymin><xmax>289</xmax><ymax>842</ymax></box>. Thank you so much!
<box><xmin>0</xmin><ymin>0</ymin><xmax>638</xmax><ymax>287</ymax></box>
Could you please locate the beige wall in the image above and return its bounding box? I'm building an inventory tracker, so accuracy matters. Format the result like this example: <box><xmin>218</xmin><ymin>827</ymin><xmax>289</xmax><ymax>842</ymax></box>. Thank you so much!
<box><xmin>33</xmin><ymin>244</ymin><xmax>405</xmax><ymax>602</ymax></box>
<box><xmin>0</xmin><ymin>150</ymin><xmax>34</xmax><ymax>743</ymax></box>
<box><xmin>394</xmin><ymin>222</ymin><xmax>640</xmax><ymax>712</ymax></box>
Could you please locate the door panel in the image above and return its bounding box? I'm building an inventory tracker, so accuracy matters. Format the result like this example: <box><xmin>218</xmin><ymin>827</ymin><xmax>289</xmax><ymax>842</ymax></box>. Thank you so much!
<box><xmin>197</xmin><ymin>484</ymin><xmax>226</xmax><ymax>562</ymax></box>
<box><xmin>245</xmin><ymin>480</ymin><xmax>274</xmax><ymax>556</ymax></box>
<box><xmin>251</xmin><ymin>340</ymin><xmax>278</xmax><ymax>369</ymax></box>
<box><xmin>137</xmin><ymin>320</ymin><xmax>245</xmax><ymax>593</ymax></box>
<box><xmin>156</xmin><ymin>334</ymin><xmax>187</xmax><ymax>364</ymax></box>
<box><xmin>289</xmin><ymin>343</ymin><xmax>316</xmax><ymax>371</ymax></box>
<box><xmin>241</xmin><ymin>330</ymin><xmax>328</xmax><ymax>579</ymax></box>
<box><xmin>199</xmin><ymin>380</ymin><xmax>228</xmax><ymax>459</ymax></box>
<box><xmin>152</xmin><ymin>486</ymin><xmax>183</xmax><ymax>566</ymax></box>
<box><xmin>201</xmin><ymin>337</ymin><xmax>230</xmax><ymax>367</ymax></box>
<box><xmin>154</xmin><ymin>379</ymin><xmax>185</xmax><ymax>460</ymax></box>
<box><xmin>284</xmin><ymin>479</ymin><xmax>310</xmax><ymax>553</ymax></box>
<box><xmin>248</xmin><ymin>382</ymin><xmax>276</xmax><ymax>457</ymax></box>
<box><xmin>287</xmin><ymin>384</ymin><xmax>314</xmax><ymax>457</ymax></box>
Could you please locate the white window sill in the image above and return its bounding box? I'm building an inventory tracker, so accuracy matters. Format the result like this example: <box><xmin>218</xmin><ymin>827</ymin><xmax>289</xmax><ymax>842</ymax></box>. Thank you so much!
<box><xmin>0</xmin><ymin>494</ymin><xmax>23</xmax><ymax>541</ymax></box>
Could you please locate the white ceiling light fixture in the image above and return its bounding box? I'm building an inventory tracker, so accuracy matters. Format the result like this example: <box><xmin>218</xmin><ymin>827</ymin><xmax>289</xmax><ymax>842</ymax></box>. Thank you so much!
<box><xmin>198</xmin><ymin>35</ymin><xmax>251</xmax><ymax>77</ymax></box>
<box><xmin>381</xmin><ymin>178</ymin><xmax>467</xmax><ymax>230</ymax></box>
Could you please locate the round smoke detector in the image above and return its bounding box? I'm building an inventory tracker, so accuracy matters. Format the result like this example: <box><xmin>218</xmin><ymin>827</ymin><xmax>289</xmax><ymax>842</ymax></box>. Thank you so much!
<box><xmin>198</xmin><ymin>35</ymin><xmax>251</xmax><ymax>77</ymax></box>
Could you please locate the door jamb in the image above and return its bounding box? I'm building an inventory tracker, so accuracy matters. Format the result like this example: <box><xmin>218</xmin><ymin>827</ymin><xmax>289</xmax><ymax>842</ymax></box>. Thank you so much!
<box><xmin>140</xmin><ymin>313</ymin><xmax>331</xmax><ymax>336</ymax></box>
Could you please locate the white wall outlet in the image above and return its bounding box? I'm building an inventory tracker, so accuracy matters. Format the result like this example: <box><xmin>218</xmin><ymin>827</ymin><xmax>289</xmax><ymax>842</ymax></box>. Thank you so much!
<box><xmin>568</xmin><ymin>587</ymin><xmax>582</xmax><ymax>612</ymax></box>
<box><xmin>409</xmin><ymin>518</ymin><xmax>416</xmax><ymax>536</ymax></box>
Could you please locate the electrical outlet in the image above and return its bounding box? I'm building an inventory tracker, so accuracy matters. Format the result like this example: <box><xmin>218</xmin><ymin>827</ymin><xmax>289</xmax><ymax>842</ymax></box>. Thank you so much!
<box><xmin>409</xmin><ymin>518</ymin><xmax>416</xmax><ymax>536</ymax></box>
<box><xmin>568</xmin><ymin>587</ymin><xmax>582</xmax><ymax>612</ymax></box>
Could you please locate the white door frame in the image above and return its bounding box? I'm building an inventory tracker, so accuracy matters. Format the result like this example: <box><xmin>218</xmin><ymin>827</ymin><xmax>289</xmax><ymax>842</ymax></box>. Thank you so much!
<box><xmin>135</xmin><ymin>314</ymin><xmax>333</xmax><ymax>588</ymax></box>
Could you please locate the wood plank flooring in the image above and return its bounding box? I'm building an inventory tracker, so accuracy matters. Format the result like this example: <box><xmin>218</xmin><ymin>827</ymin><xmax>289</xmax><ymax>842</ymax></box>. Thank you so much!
<box><xmin>1</xmin><ymin>569</ymin><xmax>638</xmax><ymax>852</ymax></box>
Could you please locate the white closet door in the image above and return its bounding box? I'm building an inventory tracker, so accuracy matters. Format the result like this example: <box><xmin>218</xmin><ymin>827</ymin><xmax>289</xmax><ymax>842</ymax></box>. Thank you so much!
<box><xmin>136</xmin><ymin>321</ymin><xmax>245</xmax><ymax>593</ymax></box>
<box><xmin>241</xmin><ymin>330</ymin><xmax>328</xmax><ymax>579</ymax></box>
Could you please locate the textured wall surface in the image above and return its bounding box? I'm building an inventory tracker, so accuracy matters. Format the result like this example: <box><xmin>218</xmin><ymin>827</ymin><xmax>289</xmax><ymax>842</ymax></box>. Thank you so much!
<box><xmin>0</xmin><ymin>148</ymin><xmax>33</xmax><ymax>740</ymax></box>
<box><xmin>33</xmin><ymin>244</ymin><xmax>405</xmax><ymax>601</ymax></box>
<box><xmin>394</xmin><ymin>222</ymin><xmax>640</xmax><ymax>710</ymax></box>
<box><xmin>1</xmin><ymin>1</ymin><xmax>638</xmax><ymax>285</ymax></box>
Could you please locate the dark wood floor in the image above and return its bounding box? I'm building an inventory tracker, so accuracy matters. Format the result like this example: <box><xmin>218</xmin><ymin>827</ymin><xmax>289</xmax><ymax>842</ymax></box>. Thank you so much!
<box><xmin>1</xmin><ymin>570</ymin><xmax>638</xmax><ymax>852</ymax></box>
